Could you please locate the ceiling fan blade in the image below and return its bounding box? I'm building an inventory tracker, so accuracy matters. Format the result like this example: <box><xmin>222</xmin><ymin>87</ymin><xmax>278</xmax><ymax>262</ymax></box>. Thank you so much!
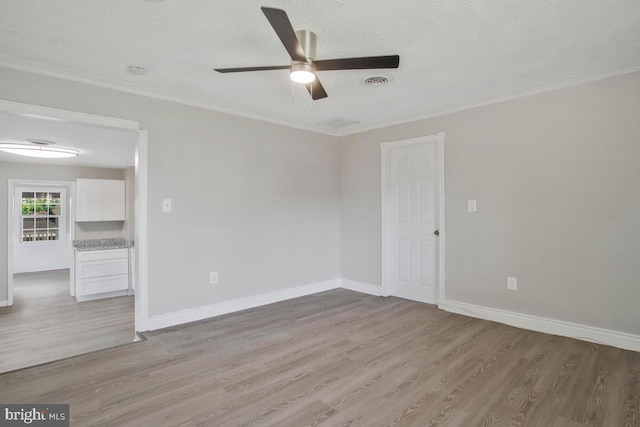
<box><xmin>306</xmin><ymin>78</ymin><xmax>328</xmax><ymax>100</ymax></box>
<box><xmin>313</xmin><ymin>55</ymin><xmax>400</xmax><ymax>71</ymax></box>
<box><xmin>214</xmin><ymin>65</ymin><xmax>289</xmax><ymax>73</ymax></box>
<box><xmin>261</xmin><ymin>7</ymin><xmax>307</xmax><ymax>63</ymax></box>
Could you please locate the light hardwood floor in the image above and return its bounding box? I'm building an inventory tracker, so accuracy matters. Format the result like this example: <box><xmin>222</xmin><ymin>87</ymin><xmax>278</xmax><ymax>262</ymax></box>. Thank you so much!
<box><xmin>0</xmin><ymin>289</ymin><xmax>638</xmax><ymax>426</ymax></box>
<box><xmin>0</xmin><ymin>269</ymin><xmax>134</xmax><ymax>373</ymax></box>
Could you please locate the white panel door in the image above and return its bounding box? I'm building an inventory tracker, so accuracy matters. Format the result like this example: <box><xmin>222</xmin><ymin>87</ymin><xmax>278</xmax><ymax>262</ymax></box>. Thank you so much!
<box><xmin>388</xmin><ymin>142</ymin><xmax>439</xmax><ymax>303</ymax></box>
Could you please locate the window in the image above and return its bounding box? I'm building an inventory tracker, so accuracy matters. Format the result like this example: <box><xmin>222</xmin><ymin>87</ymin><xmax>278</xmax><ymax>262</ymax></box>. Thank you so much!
<box><xmin>21</xmin><ymin>191</ymin><xmax>61</xmax><ymax>242</ymax></box>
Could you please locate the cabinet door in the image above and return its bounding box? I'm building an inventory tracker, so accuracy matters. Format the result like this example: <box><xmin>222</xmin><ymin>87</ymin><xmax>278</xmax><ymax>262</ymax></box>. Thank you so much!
<box><xmin>102</xmin><ymin>180</ymin><xmax>126</xmax><ymax>221</ymax></box>
<box><xmin>76</xmin><ymin>179</ymin><xmax>103</xmax><ymax>222</ymax></box>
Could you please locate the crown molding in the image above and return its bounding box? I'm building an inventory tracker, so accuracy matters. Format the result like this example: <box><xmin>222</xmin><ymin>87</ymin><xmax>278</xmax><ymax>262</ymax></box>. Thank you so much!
<box><xmin>341</xmin><ymin>61</ymin><xmax>640</xmax><ymax>137</ymax></box>
<box><xmin>1</xmin><ymin>54</ymin><xmax>639</xmax><ymax>138</ymax></box>
<box><xmin>0</xmin><ymin>54</ymin><xmax>338</xmax><ymax>137</ymax></box>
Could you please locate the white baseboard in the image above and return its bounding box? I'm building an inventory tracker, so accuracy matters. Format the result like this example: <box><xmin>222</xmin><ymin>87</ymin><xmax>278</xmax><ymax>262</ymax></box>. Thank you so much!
<box><xmin>340</xmin><ymin>279</ymin><xmax>382</xmax><ymax>296</ymax></box>
<box><xmin>76</xmin><ymin>290</ymin><xmax>129</xmax><ymax>302</ymax></box>
<box><xmin>141</xmin><ymin>279</ymin><xmax>341</xmax><ymax>331</ymax></box>
<box><xmin>441</xmin><ymin>300</ymin><xmax>640</xmax><ymax>353</ymax></box>
<box><xmin>136</xmin><ymin>278</ymin><xmax>640</xmax><ymax>353</ymax></box>
<box><xmin>0</xmin><ymin>300</ymin><xmax>8</xmax><ymax>307</ymax></box>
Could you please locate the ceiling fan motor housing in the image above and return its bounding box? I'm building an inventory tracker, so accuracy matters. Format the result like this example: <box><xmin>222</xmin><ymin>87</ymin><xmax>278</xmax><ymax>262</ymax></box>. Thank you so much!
<box><xmin>295</xmin><ymin>30</ymin><xmax>317</xmax><ymax>61</ymax></box>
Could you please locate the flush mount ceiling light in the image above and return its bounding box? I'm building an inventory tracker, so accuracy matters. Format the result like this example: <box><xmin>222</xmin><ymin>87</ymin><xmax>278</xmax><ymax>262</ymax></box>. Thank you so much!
<box><xmin>0</xmin><ymin>139</ymin><xmax>79</xmax><ymax>159</ymax></box>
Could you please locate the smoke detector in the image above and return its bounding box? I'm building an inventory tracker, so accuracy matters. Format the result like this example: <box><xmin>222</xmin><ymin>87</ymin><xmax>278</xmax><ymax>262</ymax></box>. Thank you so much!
<box><xmin>127</xmin><ymin>65</ymin><xmax>147</xmax><ymax>76</ymax></box>
<box><xmin>362</xmin><ymin>75</ymin><xmax>392</xmax><ymax>87</ymax></box>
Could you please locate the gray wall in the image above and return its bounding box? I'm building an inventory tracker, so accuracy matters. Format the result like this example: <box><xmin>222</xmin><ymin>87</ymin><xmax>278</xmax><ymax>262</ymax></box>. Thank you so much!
<box><xmin>0</xmin><ymin>67</ymin><xmax>340</xmax><ymax>315</ymax></box>
<box><xmin>2</xmin><ymin>65</ymin><xmax>638</xmax><ymax>336</ymax></box>
<box><xmin>0</xmin><ymin>162</ymin><xmax>125</xmax><ymax>286</ymax></box>
<box><xmin>339</xmin><ymin>71</ymin><xmax>640</xmax><ymax>335</ymax></box>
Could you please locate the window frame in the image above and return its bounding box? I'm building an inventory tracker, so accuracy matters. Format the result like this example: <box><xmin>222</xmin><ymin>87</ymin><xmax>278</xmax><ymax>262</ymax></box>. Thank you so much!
<box><xmin>16</xmin><ymin>187</ymin><xmax>67</xmax><ymax>247</ymax></box>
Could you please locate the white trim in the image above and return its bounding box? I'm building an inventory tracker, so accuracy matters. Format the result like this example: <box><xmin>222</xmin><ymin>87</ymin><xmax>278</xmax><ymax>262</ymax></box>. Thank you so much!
<box><xmin>340</xmin><ymin>279</ymin><xmax>382</xmax><ymax>296</ymax></box>
<box><xmin>129</xmin><ymin>277</ymin><xmax>640</xmax><ymax>353</ymax></box>
<box><xmin>6</xmin><ymin>180</ymin><xmax>13</xmax><ymax>306</ymax></box>
<box><xmin>441</xmin><ymin>300</ymin><xmax>640</xmax><ymax>353</ymax></box>
<box><xmin>75</xmin><ymin>290</ymin><xmax>129</xmax><ymax>302</ymax></box>
<box><xmin>134</xmin><ymin>130</ymin><xmax>150</xmax><ymax>331</ymax></box>
<box><xmin>0</xmin><ymin>300</ymin><xmax>7</xmax><ymax>307</ymax></box>
<box><xmin>0</xmin><ymin>100</ymin><xmax>148</xmax><ymax>335</ymax></box>
<box><xmin>0</xmin><ymin>58</ymin><xmax>331</xmax><ymax>137</ymax></box>
<box><xmin>380</xmin><ymin>133</ymin><xmax>446</xmax><ymax>304</ymax></box>
<box><xmin>342</xmin><ymin>62</ymin><xmax>640</xmax><ymax>136</ymax></box>
<box><xmin>0</xmin><ymin>100</ymin><xmax>139</xmax><ymax>130</ymax></box>
<box><xmin>139</xmin><ymin>279</ymin><xmax>341</xmax><ymax>331</ymax></box>
<box><xmin>2</xmin><ymin>55</ymin><xmax>640</xmax><ymax>137</ymax></box>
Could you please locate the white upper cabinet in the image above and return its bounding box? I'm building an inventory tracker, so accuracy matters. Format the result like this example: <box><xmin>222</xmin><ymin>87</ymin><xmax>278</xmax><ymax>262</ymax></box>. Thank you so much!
<box><xmin>76</xmin><ymin>179</ymin><xmax>125</xmax><ymax>222</ymax></box>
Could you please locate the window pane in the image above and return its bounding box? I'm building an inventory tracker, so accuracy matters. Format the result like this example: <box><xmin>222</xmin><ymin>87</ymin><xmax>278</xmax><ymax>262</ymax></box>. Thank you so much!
<box><xmin>36</xmin><ymin>192</ymin><xmax>47</xmax><ymax>199</ymax></box>
<box><xmin>22</xmin><ymin>230</ymin><xmax>35</xmax><ymax>242</ymax></box>
<box><xmin>48</xmin><ymin>229</ymin><xmax>59</xmax><ymax>241</ymax></box>
<box><xmin>50</xmin><ymin>192</ymin><xmax>61</xmax><ymax>199</ymax></box>
<box><xmin>35</xmin><ymin>232</ymin><xmax>48</xmax><ymax>241</ymax></box>
<box><xmin>36</xmin><ymin>218</ymin><xmax>48</xmax><ymax>229</ymax></box>
<box><xmin>22</xmin><ymin>192</ymin><xmax>34</xmax><ymax>199</ymax></box>
<box><xmin>48</xmin><ymin>217</ymin><xmax>59</xmax><ymax>228</ymax></box>
<box><xmin>22</xmin><ymin>199</ymin><xmax>35</xmax><ymax>215</ymax></box>
<box><xmin>23</xmin><ymin>218</ymin><xmax>34</xmax><ymax>229</ymax></box>
<box><xmin>35</xmin><ymin>204</ymin><xmax>48</xmax><ymax>215</ymax></box>
<box><xmin>49</xmin><ymin>205</ymin><xmax>60</xmax><ymax>215</ymax></box>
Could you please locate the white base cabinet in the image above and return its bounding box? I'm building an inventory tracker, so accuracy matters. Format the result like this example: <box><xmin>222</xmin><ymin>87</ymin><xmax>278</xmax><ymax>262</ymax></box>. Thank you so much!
<box><xmin>75</xmin><ymin>248</ymin><xmax>129</xmax><ymax>301</ymax></box>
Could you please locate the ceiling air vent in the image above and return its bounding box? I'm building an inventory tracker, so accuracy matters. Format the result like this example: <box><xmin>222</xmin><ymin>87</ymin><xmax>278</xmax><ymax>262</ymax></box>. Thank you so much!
<box><xmin>362</xmin><ymin>75</ymin><xmax>391</xmax><ymax>87</ymax></box>
<box><xmin>316</xmin><ymin>117</ymin><xmax>360</xmax><ymax>129</ymax></box>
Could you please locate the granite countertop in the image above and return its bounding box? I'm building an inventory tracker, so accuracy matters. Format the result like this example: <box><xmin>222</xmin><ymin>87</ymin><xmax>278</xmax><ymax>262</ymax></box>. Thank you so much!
<box><xmin>73</xmin><ymin>238</ymin><xmax>134</xmax><ymax>251</ymax></box>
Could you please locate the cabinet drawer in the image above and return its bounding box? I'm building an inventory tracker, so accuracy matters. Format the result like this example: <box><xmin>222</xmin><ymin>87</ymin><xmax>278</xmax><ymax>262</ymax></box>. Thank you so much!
<box><xmin>78</xmin><ymin>274</ymin><xmax>129</xmax><ymax>296</ymax></box>
<box><xmin>77</xmin><ymin>258</ymin><xmax>128</xmax><ymax>279</ymax></box>
<box><xmin>76</xmin><ymin>249</ymin><xmax>128</xmax><ymax>262</ymax></box>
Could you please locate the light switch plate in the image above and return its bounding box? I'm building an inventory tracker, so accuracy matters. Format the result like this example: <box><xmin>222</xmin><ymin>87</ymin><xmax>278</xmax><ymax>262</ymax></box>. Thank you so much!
<box><xmin>162</xmin><ymin>199</ymin><xmax>172</xmax><ymax>212</ymax></box>
<box><xmin>468</xmin><ymin>200</ymin><xmax>477</xmax><ymax>212</ymax></box>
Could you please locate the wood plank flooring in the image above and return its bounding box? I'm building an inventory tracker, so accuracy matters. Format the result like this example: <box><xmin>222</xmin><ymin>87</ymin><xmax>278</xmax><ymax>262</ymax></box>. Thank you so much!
<box><xmin>0</xmin><ymin>269</ymin><xmax>134</xmax><ymax>373</ymax></box>
<box><xmin>0</xmin><ymin>289</ymin><xmax>638</xmax><ymax>426</ymax></box>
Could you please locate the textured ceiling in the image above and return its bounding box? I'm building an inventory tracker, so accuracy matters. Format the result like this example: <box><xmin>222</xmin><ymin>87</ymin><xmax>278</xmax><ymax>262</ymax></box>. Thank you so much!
<box><xmin>0</xmin><ymin>111</ymin><xmax>136</xmax><ymax>168</ymax></box>
<box><xmin>1</xmin><ymin>0</ymin><xmax>639</xmax><ymax>136</ymax></box>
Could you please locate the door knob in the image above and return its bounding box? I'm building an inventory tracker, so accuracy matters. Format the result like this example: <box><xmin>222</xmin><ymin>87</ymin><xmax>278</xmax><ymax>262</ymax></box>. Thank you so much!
<box><xmin>434</xmin><ymin>230</ymin><xmax>439</xmax><ymax>236</ymax></box>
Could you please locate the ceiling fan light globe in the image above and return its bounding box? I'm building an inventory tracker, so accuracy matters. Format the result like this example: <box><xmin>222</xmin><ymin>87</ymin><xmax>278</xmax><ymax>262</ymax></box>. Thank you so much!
<box><xmin>290</xmin><ymin>70</ymin><xmax>316</xmax><ymax>84</ymax></box>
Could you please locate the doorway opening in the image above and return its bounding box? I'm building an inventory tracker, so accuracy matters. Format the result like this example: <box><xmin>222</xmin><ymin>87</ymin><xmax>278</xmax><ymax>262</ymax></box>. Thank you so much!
<box><xmin>0</xmin><ymin>100</ymin><xmax>148</xmax><ymax>373</ymax></box>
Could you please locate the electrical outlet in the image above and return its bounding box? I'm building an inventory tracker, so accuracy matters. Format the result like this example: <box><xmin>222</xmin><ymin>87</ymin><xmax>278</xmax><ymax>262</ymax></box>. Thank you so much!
<box><xmin>468</xmin><ymin>200</ymin><xmax>477</xmax><ymax>212</ymax></box>
<box><xmin>209</xmin><ymin>272</ymin><xmax>218</xmax><ymax>284</ymax></box>
<box><xmin>507</xmin><ymin>276</ymin><xmax>517</xmax><ymax>290</ymax></box>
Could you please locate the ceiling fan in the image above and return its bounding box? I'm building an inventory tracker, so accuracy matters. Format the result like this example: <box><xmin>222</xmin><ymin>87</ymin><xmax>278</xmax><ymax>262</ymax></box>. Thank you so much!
<box><xmin>214</xmin><ymin>7</ymin><xmax>400</xmax><ymax>100</ymax></box>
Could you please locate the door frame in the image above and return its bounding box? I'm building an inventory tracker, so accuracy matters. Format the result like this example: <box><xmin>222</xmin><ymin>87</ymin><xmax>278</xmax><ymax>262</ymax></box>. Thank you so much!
<box><xmin>0</xmin><ymin>99</ymin><xmax>150</xmax><ymax>331</ymax></box>
<box><xmin>380</xmin><ymin>132</ymin><xmax>446</xmax><ymax>304</ymax></box>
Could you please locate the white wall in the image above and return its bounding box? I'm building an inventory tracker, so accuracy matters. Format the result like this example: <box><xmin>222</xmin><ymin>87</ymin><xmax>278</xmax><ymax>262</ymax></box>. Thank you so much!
<box><xmin>0</xmin><ymin>67</ymin><xmax>341</xmax><ymax>315</ymax></box>
<box><xmin>339</xmin><ymin>71</ymin><xmax>640</xmax><ymax>335</ymax></box>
